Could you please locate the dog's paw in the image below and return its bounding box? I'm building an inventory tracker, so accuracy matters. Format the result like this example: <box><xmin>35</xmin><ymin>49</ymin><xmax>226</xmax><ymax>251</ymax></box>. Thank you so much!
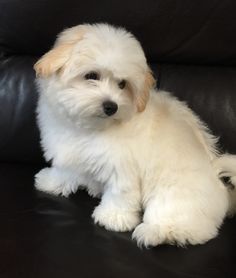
<box><xmin>92</xmin><ymin>205</ymin><xmax>140</xmax><ymax>232</ymax></box>
<box><xmin>132</xmin><ymin>223</ymin><xmax>164</xmax><ymax>247</ymax></box>
<box><xmin>132</xmin><ymin>222</ymin><xmax>218</xmax><ymax>248</ymax></box>
<box><xmin>35</xmin><ymin>168</ymin><xmax>72</xmax><ymax>197</ymax></box>
<box><xmin>87</xmin><ymin>184</ymin><xmax>103</xmax><ymax>198</ymax></box>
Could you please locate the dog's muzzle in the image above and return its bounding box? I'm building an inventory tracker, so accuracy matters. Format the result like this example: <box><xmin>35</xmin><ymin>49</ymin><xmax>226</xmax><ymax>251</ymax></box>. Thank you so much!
<box><xmin>102</xmin><ymin>101</ymin><xmax>118</xmax><ymax>116</ymax></box>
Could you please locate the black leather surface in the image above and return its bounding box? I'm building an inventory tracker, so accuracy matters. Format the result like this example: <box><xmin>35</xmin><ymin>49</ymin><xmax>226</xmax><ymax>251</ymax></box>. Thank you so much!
<box><xmin>0</xmin><ymin>56</ymin><xmax>43</xmax><ymax>163</ymax></box>
<box><xmin>1</xmin><ymin>0</ymin><xmax>236</xmax><ymax>65</ymax></box>
<box><xmin>1</xmin><ymin>163</ymin><xmax>236</xmax><ymax>278</ymax></box>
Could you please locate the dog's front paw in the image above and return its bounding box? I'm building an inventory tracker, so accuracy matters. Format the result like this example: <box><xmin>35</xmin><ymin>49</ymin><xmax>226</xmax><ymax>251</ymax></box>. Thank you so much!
<box><xmin>132</xmin><ymin>222</ymin><xmax>218</xmax><ymax>248</ymax></box>
<box><xmin>35</xmin><ymin>168</ymin><xmax>73</xmax><ymax>197</ymax></box>
<box><xmin>87</xmin><ymin>184</ymin><xmax>103</xmax><ymax>198</ymax></box>
<box><xmin>132</xmin><ymin>223</ymin><xmax>164</xmax><ymax>247</ymax></box>
<box><xmin>92</xmin><ymin>205</ymin><xmax>140</xmax><ymax>232</ymax></box>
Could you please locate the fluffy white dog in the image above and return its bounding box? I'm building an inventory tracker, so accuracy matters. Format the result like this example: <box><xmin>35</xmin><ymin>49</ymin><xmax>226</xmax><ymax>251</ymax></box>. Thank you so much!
<box><xmin>34</xmin><ymin>23</ymin><xmax>236</xmax><ymax>247</ymax></box>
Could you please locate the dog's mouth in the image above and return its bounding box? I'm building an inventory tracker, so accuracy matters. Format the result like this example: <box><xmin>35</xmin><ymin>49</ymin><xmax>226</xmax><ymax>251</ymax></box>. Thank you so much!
<box><xmin>95</xmin><ymin>110</ymin><xmax>118</xmax><ymax>119</ymax></box>
<box><xmin>95</xmin><ymin>114</ymin><xmax>110</xmax><ymax>119</ymax></box>
<box><xmin>94</xmin><ymin>113</ymin><xmax>122</xmax><ymax>124</ymax></box>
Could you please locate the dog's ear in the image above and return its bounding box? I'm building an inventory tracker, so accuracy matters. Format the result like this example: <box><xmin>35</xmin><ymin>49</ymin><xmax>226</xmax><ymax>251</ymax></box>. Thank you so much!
<box><xmin>34</xmin><ymin>44</ymin><xmax>74</xmax><ymax>78</ymax></box>
<box><xmin>34</xmin><ymin>26</ymin><xmax>86</xmax><ymax>78</ymax></box>
<box><xmin>136</xmin><ymin>69</ymin><xmax>155</xmax><ymax>112</ymax></box>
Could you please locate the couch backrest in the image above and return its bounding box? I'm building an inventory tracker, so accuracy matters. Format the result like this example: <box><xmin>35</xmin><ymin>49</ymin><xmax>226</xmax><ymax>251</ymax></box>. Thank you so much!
<box><xmin>1</xmin><ymin>0</ymin><xmax>236</xmax><ymax>163</ymax></box>
<box><xmin>1</xmin><ymin>0</ymin><xmax>236</xmax><ymax>65</ymax></box>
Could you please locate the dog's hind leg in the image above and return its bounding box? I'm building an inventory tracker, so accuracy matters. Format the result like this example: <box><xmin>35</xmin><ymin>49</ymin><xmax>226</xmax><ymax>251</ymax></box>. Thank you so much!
<box><xmin>132</xmin><ymin>169</ymin><xmax>228</xmax><ymax>247</ymax></box>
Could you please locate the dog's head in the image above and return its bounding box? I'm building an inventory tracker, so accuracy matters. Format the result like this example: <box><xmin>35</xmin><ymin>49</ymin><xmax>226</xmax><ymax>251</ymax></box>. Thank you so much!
<box><xmin>35</xmin><ymin>24</ymin><xmax>155</xmax><ymax>128</ymax></box>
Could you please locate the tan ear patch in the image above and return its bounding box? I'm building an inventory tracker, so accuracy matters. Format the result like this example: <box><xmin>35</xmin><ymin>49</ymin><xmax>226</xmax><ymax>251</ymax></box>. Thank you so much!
<box><xmin>34</xmin><ymin>43</ymin><xmax>74</xmax><ymax>78</ymax></box>
<box><xmin>136</xmin><ymin>70</ymin><xmax>155</xmax><ymax>112</ymax></box>
<box><xmin>34</xmin><ymin>25</ymin><xmax>87</xmax><ymax>78</ymax></box>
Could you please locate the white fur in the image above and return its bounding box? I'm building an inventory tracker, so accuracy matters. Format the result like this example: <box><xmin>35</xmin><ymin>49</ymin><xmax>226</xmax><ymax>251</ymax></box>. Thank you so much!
<box><xmin>34</xmin><ymin>23</ymin><xmax>235</xmax><ymax>247</ymax></box>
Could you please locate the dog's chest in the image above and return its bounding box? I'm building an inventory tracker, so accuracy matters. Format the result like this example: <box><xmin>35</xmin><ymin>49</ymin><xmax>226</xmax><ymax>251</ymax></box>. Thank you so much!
<box><xmin>50</xmin><ymin>121</ymin><xmax>149</xmax><ymax>186</ymax></box>
<box><xmin>57</xmin><ymin>130</ymin><xmax>119</xmax><ymax>183</ymax></box>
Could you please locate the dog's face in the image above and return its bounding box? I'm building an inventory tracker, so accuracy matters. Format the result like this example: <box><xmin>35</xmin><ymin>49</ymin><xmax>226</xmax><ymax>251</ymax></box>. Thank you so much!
<box><xmin>35</xmin><ymin>24</ymin><xmax>155</xmax><ymax>128</ymax></box>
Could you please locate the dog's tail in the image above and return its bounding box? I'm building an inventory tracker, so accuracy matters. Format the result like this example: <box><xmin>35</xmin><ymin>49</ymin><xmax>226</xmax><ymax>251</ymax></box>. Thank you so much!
<box><xmin>213</xmin><ymin>154</ymin><xmax>236</xmax><ymax>216</ymax></box>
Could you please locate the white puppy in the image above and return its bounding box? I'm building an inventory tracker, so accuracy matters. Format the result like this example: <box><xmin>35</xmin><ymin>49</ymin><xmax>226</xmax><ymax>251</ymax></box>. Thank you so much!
<box><xmin>34</xmin><ymin>23</ymin><xmax>236</xmax><ymax>247</ymax></box>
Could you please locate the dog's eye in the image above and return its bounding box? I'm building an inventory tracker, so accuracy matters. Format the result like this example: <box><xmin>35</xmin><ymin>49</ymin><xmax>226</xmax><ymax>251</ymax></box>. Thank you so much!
<box><xmin>84</xmin><ymin>72</ymin><xmax>100</xmax><ymax>80</ymax></box>
<box><xmin>118</xmin><ymin>80</ymin><xmax>126</xmax><ymax>89</ymax></box>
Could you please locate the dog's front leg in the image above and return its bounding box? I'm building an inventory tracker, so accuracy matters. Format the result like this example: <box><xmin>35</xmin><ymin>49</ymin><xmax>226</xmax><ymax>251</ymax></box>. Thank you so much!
<box><xmin>35</xmin><ymin>167</ymin><xmax>80</xmax><ymax>197</ymax></box>
<box><xmin>92</xmin><ymin>176</ymin><xmax>141</xmax><ymax>232</ymax></box>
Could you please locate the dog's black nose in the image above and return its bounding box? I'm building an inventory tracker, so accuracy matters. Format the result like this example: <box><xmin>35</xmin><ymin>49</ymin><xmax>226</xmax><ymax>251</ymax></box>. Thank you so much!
<box><xmin>102</xmin><ymin>101</ymin><xmax>118</xmax><ymax>116</ymax></box>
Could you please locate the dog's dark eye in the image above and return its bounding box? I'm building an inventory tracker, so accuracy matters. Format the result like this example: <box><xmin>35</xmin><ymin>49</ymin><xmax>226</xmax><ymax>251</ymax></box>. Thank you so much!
<box><xmin>84</xmin><ymin>72</ymin><xmax>100</xmax><ymax>80</ymax></box>
<box><xmin>118</xmin><ymin>80</ymin><xmax>126</xmax><ymax>89</ymax></box>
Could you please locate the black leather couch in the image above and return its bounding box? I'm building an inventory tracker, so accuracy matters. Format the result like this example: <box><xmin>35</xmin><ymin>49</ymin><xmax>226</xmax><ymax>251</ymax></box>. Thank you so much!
<box><xmin>1</xmin><ymin>1</ymin><xmax>236</xmax><ymax>277</ymax></box>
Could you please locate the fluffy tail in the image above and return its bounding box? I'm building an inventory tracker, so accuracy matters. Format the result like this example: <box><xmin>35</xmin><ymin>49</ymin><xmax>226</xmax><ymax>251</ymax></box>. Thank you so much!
<box><xmin>213</xmin><ymin>154</ymin><xmax>236</xmax><ymax>216</ymax></box>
